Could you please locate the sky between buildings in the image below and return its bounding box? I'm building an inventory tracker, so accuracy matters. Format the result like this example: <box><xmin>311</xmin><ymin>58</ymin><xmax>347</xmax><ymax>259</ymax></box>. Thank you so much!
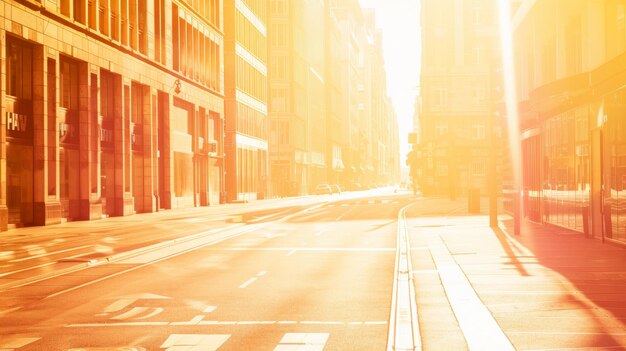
<box><xmin>360</xmin><ymin>0</ymin><xmax>421</xmax><ymax>163</ymax></box>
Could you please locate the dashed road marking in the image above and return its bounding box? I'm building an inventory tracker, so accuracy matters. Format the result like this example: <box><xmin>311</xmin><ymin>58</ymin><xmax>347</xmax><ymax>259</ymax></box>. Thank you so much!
<box><xmin>286</xmin><ymin>249</ymin><xmax>297</xmax><ymax>256</ymax></box>
<box><xmin>257</xmin><ymin>270</ymin><xmax>267</xmax><ymax>277</ymax></box>
<box><xmin>314</xmin><ymin>230</ymin><xmax>326</xmax><ymax>237</ymax></box>
<box><xmin>238</xmin><ymin>277</ymin><xmax>258</xmax><ymax>289</ymax></box>
<box><xmin>203</xmin><ymin>306</ymin><xmax>217</xmax><ymax>313</ymax></box>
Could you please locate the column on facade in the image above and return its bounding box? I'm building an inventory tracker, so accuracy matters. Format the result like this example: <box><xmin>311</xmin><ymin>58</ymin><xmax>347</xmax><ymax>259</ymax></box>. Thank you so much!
<box><xmin>113</xmin><ymin>75</ymin><xmax>134</xmax><ymax>216</ymax></box>
<box><xmin>158</xmin><ymin>91</ymin><xmax>173</xmax><ymax>210</ymax></box>
<box><xmin>32</xmin><ymin>45</ymin><xmax>62</xmax><ymax>225</ymax></box>
<box><xmin>0</xmin><ymin>31</ymin><xmax>8</xmax><ymax>230</ymax></box>
<box><xmin>78</xmin><ymin>63</ymin><xmax>102</xmax><ymax>220</ymax></box>
<box><xmin>140</xmin><ymin>87</ymin><xmax>156</xmax><ymax>213</ymax></box>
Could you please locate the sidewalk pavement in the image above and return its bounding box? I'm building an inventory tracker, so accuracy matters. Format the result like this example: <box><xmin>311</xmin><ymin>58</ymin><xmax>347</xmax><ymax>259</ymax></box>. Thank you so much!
<box><xmin>406</xmin><ymin>197</ymin><xmax>626</xmax><ymax>350</ymax></box>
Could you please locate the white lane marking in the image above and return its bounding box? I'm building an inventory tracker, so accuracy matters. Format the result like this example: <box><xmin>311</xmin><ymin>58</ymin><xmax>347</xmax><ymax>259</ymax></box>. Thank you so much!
<box><xmin>0</xmin><ymin>306</ymin><xmax>22</xmax><ymax>317</ymax></box>
<box><xmin>314</xmin><ymin>230</ymin><xmax>326</xmax><ymax>237</ymax></box>
<box><xmin>135</xmin><ymin>308</ymin><xmax>164</xmax><ymax>320</ymax></box>
<box><xmin>239</xmin><ymin>277</ymin><xmax>258</xmax><ymax>289</ymax></box>
<box><xmin>0</xmin><ymin>261</ymin><xmax>57</xmax><ymax>278</ymax></box>
<box><xmin>0</xmin><ymin>337</ymin><xmax>41</xmax><ymax>349</ymax></box>
<box><xmin>113</xmin><ymin>307</ymin><xmax>150</xmax><ymax>320</ymax></box>
<box><xmin>65</xmin><ymin>321</ymin><xmax>388</xmax><ymax>327</ymax></box>
<box><xmin>387</xmin><ymin>202</ymin><xmax>421</xmax><ymax>351</ymax></box>
<box><xmin>430</xmin><ymin>235</ymin><xmax>514</xmax><ymax>350</ymax></box>
<box><xmin>274</xmin><ymin>333</ymin><xmax>329</xmax><ymax>351</ymax></box>
<box><xmin>216</xmin><ymin>248</ymin><xmax>394</xmax><ymax>252</ymax></box>
<box><xmin>286</xmin><ymin>249</ymin><xmax>297</xmax><ymax>256</ymax></box>
<box><xmin>160</xmin><ymin>334</ymin><xmax>230</xmax><ymax>351</ymax></box>
<box><xmin>203</xmin><ymin>306</ymin><xmax>217</xmax><ymax>313</ymax></box>
<box><xmin>103</xmin><ymin>299</ymin><xmax>136</xmax><ymax>313</ymax></box>
<box><xmin>9</xmin><ymin>245</ymin><xmax>93</xmax><ymax>263</ymax></box>
<box><xmin>0</xmin><ymin>251</ymin><xmax>15</xmax><ymax>260</ymax></box>
<box><xmin>256</xmin><ymin>270</ymin><xmax>267</xmax><ymax>277</ymax></box>
<box><xmin>170</xmin><ymin>315</ymin><xmax>206</xmax><ymax>326</ymax></box>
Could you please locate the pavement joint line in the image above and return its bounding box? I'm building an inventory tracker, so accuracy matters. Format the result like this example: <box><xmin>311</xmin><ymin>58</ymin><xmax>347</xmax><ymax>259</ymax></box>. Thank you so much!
<box><xmin>387</xmin><ymin>201</ymin><xmax>422</xmax><ymax>351</ymax></box>
<box><xmin>1</xmin><ymin>198</ymin><xmax>336</xmax><ymax>294</ymax></box>
<box><xmin>429</xmin><ymin>234</ymin><xmax>515</xmax><ymax>350</ymax></box>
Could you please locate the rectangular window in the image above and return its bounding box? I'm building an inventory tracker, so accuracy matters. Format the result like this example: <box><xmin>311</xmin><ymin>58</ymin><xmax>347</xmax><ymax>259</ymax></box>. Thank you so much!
<box><xmin>60</xmin><ymin>58</ymin><xmax>79</xmax><ymax>110</ymax></box>
<box><xmin>121</xmin><ymin>0</ymin><xmax>128</xmax><ymax>45</ymax></box>
<box><xmin>111</xmin><ymin>0</ymin><xmax>119</xmax><ymax>40</ymax></box>
<box><xmin>98</xmin><ymin>0</ymin><xmax>109</xmax><ymax>35</ymax></box>
<box><xmin>472</xmin><ymin>123</ymin><xmax>485</xmax><ymax>140</ymax></box>
<box><xmin>7</xmin><ymin>39</ymin><xmax>33</xmax><ymax>100</ymax></box>
<box><xmin>172</xmin><ymin>5</ymin><xmax>179</xmax><ymax>70</ymax></box>
<box><xmin>138</xmin><ymin>0</ymin><xmax>147</xmax><ymax>54</ymax></box>
<box><xmin>471</xmin><ymin>160</ymin><xmax>486</xmax><ymax>177</ymax></box>
<box><xmin>74</xmin><ymin>0</ymin><xmax>86</xmax><ymax>24</ymax></box>
<box><xmin>129</xmin><ymin>0</ymin><xmax>137</xmax><ymax>49</ymax></box>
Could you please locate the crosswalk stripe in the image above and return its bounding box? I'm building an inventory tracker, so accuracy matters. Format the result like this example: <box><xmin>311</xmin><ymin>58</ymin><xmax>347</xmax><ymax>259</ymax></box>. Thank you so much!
<box><xmin>160</xmin><ymin>334</ymin><xmax>230</xmax><ymax>351</ymax></box>
<box><xmin>274</xmin><ymin>333</ymin><xmax>329</xmax><ymax>351</ymax></box>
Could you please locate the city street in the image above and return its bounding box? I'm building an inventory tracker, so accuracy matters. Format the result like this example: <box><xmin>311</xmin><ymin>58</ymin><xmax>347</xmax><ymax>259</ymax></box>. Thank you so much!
<box><xmin>2</xmin><ymin>192</ymin><xmax>626</xmax><ymax>350</ymax></box>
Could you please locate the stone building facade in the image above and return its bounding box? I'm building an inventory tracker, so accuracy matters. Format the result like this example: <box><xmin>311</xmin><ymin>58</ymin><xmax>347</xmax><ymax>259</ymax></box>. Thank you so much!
<box><xmin>1</xmin><ymin>0</ymin><xmax>225</xmax><ymax>229</ymax></box>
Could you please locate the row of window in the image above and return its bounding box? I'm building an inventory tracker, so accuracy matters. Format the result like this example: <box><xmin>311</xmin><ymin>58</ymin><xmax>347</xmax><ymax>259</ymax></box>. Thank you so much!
<box><xmin>429</xmin><ymin>86</ymin><xmax>488</xmax><ymax>107</ymax></box>
<box><xmin>236</xmin><ymin>11</ymin><xmax>268</xmax><ymax>62</ymax></box>
<box><xmin>59</xmin><ymin>0</ymin><xmax>148</xmax><ymax>55</ymax></box>
<box><xmin>236</xmin><ymin>57</ymin><xmax>267</xmax><ymax>103</ymax></box>
<box><xmin>432</xmin><ymin>123</ymin><xmax>492</xmax><ymax>141</ymax></box>
<box><xmin>237</xmin><ymin>103</ymin><xmax>267</xmax><ymax>141</ymax></box>
<box><xmin>179</xmin><ymin>0</ymin><xmax>221</xmax><ymax>28</ymax></box>
<box><xmin>269</xmin><ymin>0</ymin><xmax>288</xmax><ymax>15</ymax></box>
<box><xmin>173</xmin><ymin>5</ymin><xmax>222</xmax><ymax>92</ymax></box>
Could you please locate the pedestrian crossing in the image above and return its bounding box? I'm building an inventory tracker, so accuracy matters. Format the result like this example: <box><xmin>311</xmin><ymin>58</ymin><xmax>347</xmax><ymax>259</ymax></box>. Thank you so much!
<box><xmin>3</xmin><ymin>333</ymin><xmax>340</xmax><ymax>350</ymax></box>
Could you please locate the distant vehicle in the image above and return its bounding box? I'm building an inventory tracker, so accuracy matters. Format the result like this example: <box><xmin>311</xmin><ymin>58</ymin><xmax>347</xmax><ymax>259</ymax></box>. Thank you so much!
<box><xmin>314</xmin><ymin>184</ymin><xmax>333</xmax><ymax>195</ymax></box>
<box><xmin>330</xmin><ymin>184</ymin><xmax>341</xmax><ymax>194</ymax></box>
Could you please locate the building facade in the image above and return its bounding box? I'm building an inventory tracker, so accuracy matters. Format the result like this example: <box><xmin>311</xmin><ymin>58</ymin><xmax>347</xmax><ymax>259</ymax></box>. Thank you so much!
<box><xmin>224</xmin><ymin>0</ymin><xmax>268</xmax><ymax>201</ymax></box>
<box><xmin>512</xmin><ymin>0</ymin><xmax>626</xmax><ymax>246</ymax></box>
<box><xmin>267</xmin><ymin>0</ymin><xmax>326</xmax><ymax>196</ymax></box>
<box><xmin>1</xmin><ymin>0</ymin><xmax>224</xmax><ymax>229</ymax></box>
<box><xmin>418</xmin><ymin>0</ymin><xmax>501</xmax><ymax>197</ymax></box>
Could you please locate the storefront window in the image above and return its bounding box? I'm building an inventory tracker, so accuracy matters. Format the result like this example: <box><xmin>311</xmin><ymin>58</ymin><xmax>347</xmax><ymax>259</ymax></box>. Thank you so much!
<box><xmin>604</xmin><ymin>90</ymin><xmax>626</xmax><ymax>242</ymax></box>
<box><xmin>542</xmin><ymin>107</ymin><xmax>590</xmax><ymax>232</ymax></box>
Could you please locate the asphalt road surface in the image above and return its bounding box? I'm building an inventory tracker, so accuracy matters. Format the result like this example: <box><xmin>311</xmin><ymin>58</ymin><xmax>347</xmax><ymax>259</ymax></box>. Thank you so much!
<box><xmin>0</xmin><ymin>192</ymin><xmax>411</xmax><ymax>351</ymax></box>
<box><xmin>3</xmin><ymin>192</ymin><xmax>626</xmax><ymax>350</ymax></box>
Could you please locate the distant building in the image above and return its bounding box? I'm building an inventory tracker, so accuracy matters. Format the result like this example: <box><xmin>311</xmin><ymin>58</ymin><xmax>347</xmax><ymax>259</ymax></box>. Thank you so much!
<box><xmin>418</xmin><ymin>0</ymin><xmax>501</xmax><ymax>197</ymax></box>
<box><xmin>224</xmin><ymin>0</ymin><xmax>269</xmax><ymax>201</ymax></box>
<box><xmin>1</xmin><ymin>0</ymin><xmax>224</xmax><ymax>229</ymax></box>
<box><xmin>267</xmin><ymin>0</ymin><xmax>327</xmax><ymax>196</ymax></box>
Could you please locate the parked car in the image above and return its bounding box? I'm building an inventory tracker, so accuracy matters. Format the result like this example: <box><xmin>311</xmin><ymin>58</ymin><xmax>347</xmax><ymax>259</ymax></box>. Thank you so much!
<box><xmin>330</xmin><ymin>184</ymin><xmax>341</xmax><ymax>194</ymax></box>
<box><xmin>314</xmin><ymin>184</ymin><xmax>333</xmax><ymax>195</ymax></box>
